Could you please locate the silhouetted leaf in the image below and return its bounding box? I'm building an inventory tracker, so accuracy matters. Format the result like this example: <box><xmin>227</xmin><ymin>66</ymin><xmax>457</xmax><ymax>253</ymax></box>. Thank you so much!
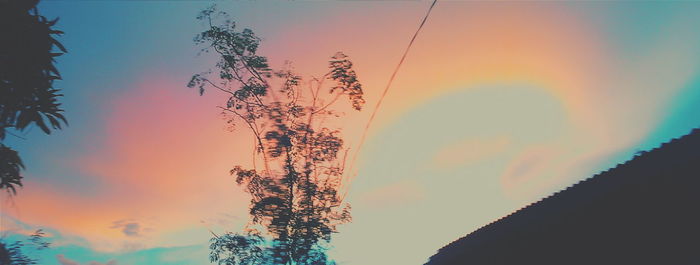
<box><xmin>191</xmin><ymin>6</ymin><xmax>365</xmax><ymax>265</ymax></box>
<box><xmin>1</xmin><ymin>0</ymin><xmax>69</xmax><ymax>195</ymax></box>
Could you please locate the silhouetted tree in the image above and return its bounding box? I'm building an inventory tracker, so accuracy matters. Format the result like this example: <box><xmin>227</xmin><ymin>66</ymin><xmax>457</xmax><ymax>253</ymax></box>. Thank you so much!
<box><xmin>0</xmin><ymin>0</ymin><xmax>68</xmax><ymax>195</ymax></box>
<box><xmin>189</xmin><ymin>6</ymin><xmax>363</xmax><ymax>265</ymax></box>
<box><xmin>0</xmin><ymin>229</ymin><xmax>51</xmax><ymax>265</ymax></box>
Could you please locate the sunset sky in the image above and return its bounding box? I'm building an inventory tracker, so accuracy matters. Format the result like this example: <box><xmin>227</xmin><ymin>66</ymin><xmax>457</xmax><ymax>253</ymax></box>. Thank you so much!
<box><xmin>2</xmin><ymin>1</ymin><xmax>700</xmax><ymax>265</ymax></box>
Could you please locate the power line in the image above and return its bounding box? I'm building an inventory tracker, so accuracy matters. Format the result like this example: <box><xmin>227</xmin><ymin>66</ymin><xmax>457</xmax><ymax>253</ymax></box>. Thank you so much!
<box><xmin>341</xmin><ymin>0</ymin><xmax>438</xmax><ymax>201</ymax></box>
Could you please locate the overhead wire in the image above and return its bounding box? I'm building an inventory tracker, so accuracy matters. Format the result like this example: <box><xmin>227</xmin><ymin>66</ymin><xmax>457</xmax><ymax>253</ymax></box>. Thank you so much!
<box><xmin>340</xmin><ymin>0</ymin><xmax>439</xmax><ymax>202</ymax></box>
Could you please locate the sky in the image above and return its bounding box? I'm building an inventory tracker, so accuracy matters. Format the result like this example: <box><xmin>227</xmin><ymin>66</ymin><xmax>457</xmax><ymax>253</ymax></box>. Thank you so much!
<box><xmin>2</xmin><ymin>1</ymin><xmax>700</xmax><ymax>265</ymax></box>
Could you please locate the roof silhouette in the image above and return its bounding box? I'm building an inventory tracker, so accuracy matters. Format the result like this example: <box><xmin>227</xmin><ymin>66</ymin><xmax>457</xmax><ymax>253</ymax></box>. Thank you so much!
<box><xmin>425</xmin><ymin>129</ymin><xmax>700</xmax><ymax>265</ymax></box>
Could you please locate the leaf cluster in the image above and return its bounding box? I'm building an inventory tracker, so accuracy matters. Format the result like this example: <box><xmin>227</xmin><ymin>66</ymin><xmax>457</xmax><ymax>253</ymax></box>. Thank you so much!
<box><xmin>0</xmin><ymin>145</ymin><xmax>24</xmax><ymax>195</ymax></box>
<box><xmin>191</xmin><ymin>6</ymin><xmax>364</xmax><ymax>265</ymax></box>
<box><xmin>0</xmin><ymin>0</ymin><xmax>68</xmax><ymax>195</ymax></box>
<box><xmin>0</xmin><ymin>229</ymin><xmax>51</xmax><ymax>265</ymax></box>
<box><xmin>1</xmin><ymin>0</ymin><xmax>68</xmax><ymax>138</ymax></box>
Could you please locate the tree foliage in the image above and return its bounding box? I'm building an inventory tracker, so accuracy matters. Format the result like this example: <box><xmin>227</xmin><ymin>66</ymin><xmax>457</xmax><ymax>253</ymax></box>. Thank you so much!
<box><xmin>0</xmin><ymin>229</ymin><xmax>51</xmax><ymax>265</ymax></box>
<box><xmin>0</xmin><ymin>0</ymin><xmax>68</xmax><ymax>195</ymax></box>
<box><xmin>189</xmin><ymin>6</ymin><xmax>363</xmax><ymax>265</ymax></box>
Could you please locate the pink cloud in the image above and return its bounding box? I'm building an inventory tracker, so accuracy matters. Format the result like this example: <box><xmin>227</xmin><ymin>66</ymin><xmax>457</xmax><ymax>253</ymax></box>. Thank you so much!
<box><xmin>499</xmin><ymin>145</ymin><xmax>560</xmax><ymax>198</ymax></box>
<box><xmin>9</xmin><ymin>76</ymin><xmax>252</xmax><ymax>251</ymax></box>
<box><xmin>355</xmin><ymin>180</ymin><xmax>425</xmax><ymax>210</ymax></box>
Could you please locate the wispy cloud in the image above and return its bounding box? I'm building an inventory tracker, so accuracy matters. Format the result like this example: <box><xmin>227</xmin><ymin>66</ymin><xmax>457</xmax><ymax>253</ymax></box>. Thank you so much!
<box><xmin>110</xmin><ymin>220</ymin><xmax>142</xmax><ymax>237</ymax></box>
<box><xmin>57</xmin><ymin>254</ymin><xmax>116</xmax><ymax>265</ymax></box>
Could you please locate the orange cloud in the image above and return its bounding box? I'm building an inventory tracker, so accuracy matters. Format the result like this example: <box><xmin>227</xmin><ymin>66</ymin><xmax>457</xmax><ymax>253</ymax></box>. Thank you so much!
<box><xmin>57</xmin><ymin>254</ymin><xmax>116</xmax><ymax>265</ymax></box>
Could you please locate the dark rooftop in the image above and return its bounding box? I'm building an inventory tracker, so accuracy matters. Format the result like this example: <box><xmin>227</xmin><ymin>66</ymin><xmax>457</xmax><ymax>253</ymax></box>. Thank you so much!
<box><xmin>426</xmin><ymin>128</ymin><xmax>700</xmax><ymax>265</ymax></box>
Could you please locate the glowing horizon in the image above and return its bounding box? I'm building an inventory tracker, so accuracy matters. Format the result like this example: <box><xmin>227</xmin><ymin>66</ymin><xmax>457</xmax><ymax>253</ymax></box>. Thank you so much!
<box><xmin>2</xmin><ymin>1</ymin><xmax>700</xmax><ymax>265</ymax></box>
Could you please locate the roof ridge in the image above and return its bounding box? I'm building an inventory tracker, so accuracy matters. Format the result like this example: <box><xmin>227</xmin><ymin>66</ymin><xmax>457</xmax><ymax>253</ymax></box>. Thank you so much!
<box><xmin>433</xmin><ymin>127</ymin><xmax>700</xmax><ymax>254</ymax></box>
